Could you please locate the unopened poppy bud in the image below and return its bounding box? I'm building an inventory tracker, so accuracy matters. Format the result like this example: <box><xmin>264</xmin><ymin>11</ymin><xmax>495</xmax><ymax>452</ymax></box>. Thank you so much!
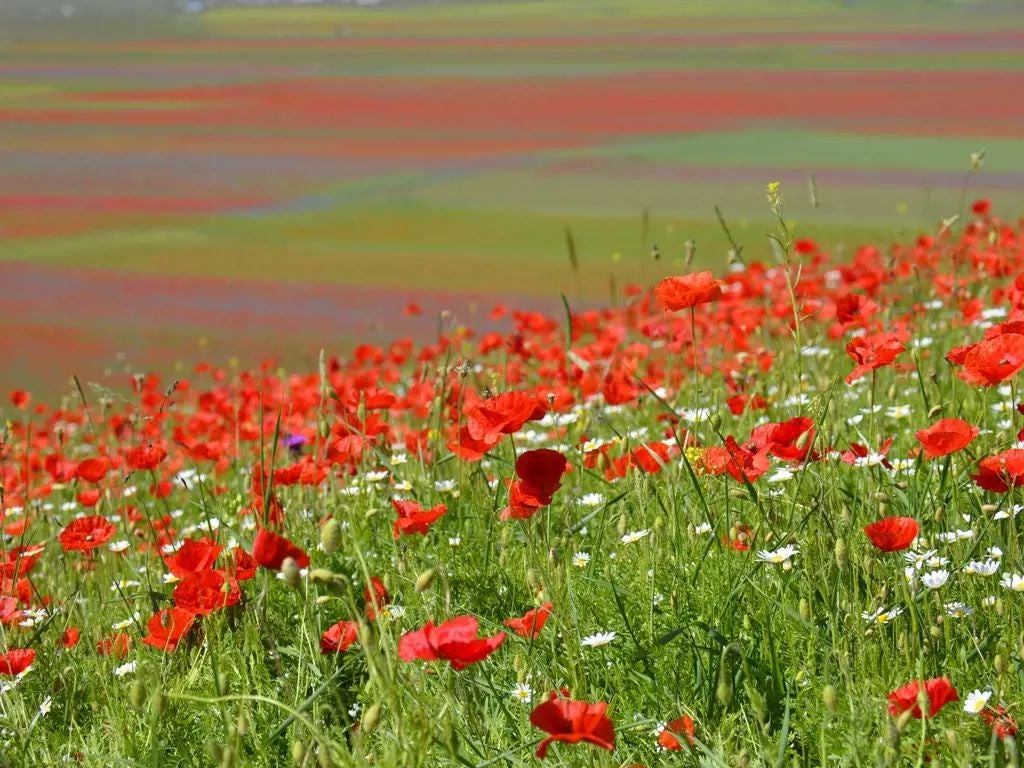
<box><xmin>995</xmin><ymin>654</ymin><xmax>1008</xmax><ymax>676</ymax></box>
<box><xmin>310</xmin><ymin>568</ymin><xmax>336</xmax><ymax>585</ymax></box>
<box><xmin>822</xmin><ymin>684</ymin><xmax>838</xmax><ymax>712</ymax></box>
<box><xmin>886</xmin><ymin>723</ymin><xmax>902</xmax><ymax>750</ymax></box>
<box><xmin>716</xmin><ymin>676</ymin><xmax>733</xmax><ymax>707</ymax></box>
<box><xmin>834</xmin><ymin>538</ymin><xmax>848</xmax><ymax>570</ymax></box>
<box><xmin>526</xmin><ymin>569</ymin><xmax>539</xmax><ymax>591</ymax></box>
<box><xmin>929</xmin><ymin>625</ymin><xmax>941</xmax><ymax>639</ymax></box>
<box><xmin>934</xmin><ymin>506</ymin><xmax>944</xmax><ymax>523</ymax></box>
<box><xmin>221</xmin><ymin>747</ymin><xmax>236</xmax><ymax>768</ymax></box>
<box><xmin>744</xmin><ymin>681</ymin><xmax>767</xmax><ymax>722</ymax></box>
<box><xmin>414</xmin><ymin>568</ymin><xmax>436</xmax><ymax>593</ymax></box>
<box><xmin>616</xmin><ymin>514</ymin><xmax>628</xmax><ymax>537</ymax></box>
<box><xmin>896</xmin><ymin>708</ymin><xmax>915</xmax><ymax>732</ymax></box>
<box><xmin>130</xmin><ymin>679</ymin><xmax>147</xmax><ymax>710</ymax></box>
<box><xmin>318</xmin><ymin>744</ymin><xmax>335</xmax><ymax>768</ymax></box>
<box><xmin>291</xmin><ymin>741</ymin><xmax>307</xmax><ymax>765</ymax></box>
<box><xmin>927</xmin><ymin>404</ymin><xmax>943</xmax><ymax>418</ymax></box>
<box><xmin>318</xmin><ymin>418</ymin><xmax>331</xmax><ymax>440</ymax></box>
<box><xmin>996</xmin><ymin>598</ymin><xmax>1005</xmax><ymax>616</ymax></box>
<box><xmin>944</xmin><ymin>728</ymin><xmax>959</xmax><ymax>750</ymax></box>
<box><xmin>970</xmin><ymin>148</ymin><xmax>986</xmax><ymax>169</ymax></box>
<box><xmin>799</xmin><ymin>598</ymin><xmax>811</xmax><ymax>622</ymax></box>
<box><xmin>729</xmin><ymin>488</ymin><xmax>747</xmax><ymax>499</ymax></box>
<box><xmin>281</xmin><ymin>557</ymin><xmax>302</xmax><ymax>589</ymax></box>
<box><xmin>206</xmin><ymin>740</ymin><xmax>224</xmax><ymax>763</ymax></box>
<box><xmin>361</xmin><ymin>703</ymin><xmax>382</xmax><ymax>734</ymax></box>
<box><xmin>981</xmin><ymin>503</ymin><xmax>999</xmax><ymax>514</ymax></box>
<box><xmin>358</xmin><ymin>622</ymin><xmax>373</xmax><ymax>648</ymax></box>
<box><xmin>320</xmin><ymin>519</ymin><xmax>342</xmax><ymax>554</ymax></box>
<box><xmin>547</xmin><ymin>548</ymin><xmax>560</xmax><ymax>566</ymax></box>
<box><xmin>653</xmin><ymin>516</ymin><xmax>664</xmax><ymax>532</ymax></box>
<box><xmin>708</xmin><ymin>413</ymin><xmax>723</xmax><ymax>432</ymax></box>
<box><xmin>150</xmin><ymin>691</ymin><xmax>166</xmax><ymax>716</ymax></box>
<box><xmin>315</xmin><ymin>595</ymin><xmax>331</xmax><ymax>606</ymax></box>
<box><xmin>217</xmin><ymin>672</ymin><xmax>229</xmax><ymax>692</ymax></box>
<box><xmin>235</xmin><ymin>714</ymin><xmax>250</xmax><ymax>736</ymax></box>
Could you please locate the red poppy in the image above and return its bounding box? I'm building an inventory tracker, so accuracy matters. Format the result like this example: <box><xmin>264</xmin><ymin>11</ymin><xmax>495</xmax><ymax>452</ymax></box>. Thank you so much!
<box><xmin>173</xmin><ymin>570</ymin><xmax>241</xmax><ymax>615</ymax></box>
<box><xmin>398</xmin><ymin>615</ymin><xmax>506</xmax><ymax>670</ymax></box>
<box><xmin>748</xmin><ymin>417</ymin><xmax>816</xmax><ymax>462</ymax></box>
<box><xmin>165</xmin><ymin>538</ymin><xmax>223</xmax><ymax>579</ymax></box>
<box><xmin>982</xmin><ymin>706</ymin><xmax>1018</xmax><ymax>739</ymax></box>
<box><xmin>364</xmin><ymin>576</ymin><xmax>390</xmax><ymax>621</ymax></box>
<box><xmin>97</xmin><ymin>632</ymin><xmax>132</xmax><ymax>658</ymax></box>
<box><xmin>392</xmin><ymin>499</ymin><xmax>447</xmax><ymax>539</ymax></box>
<box><xmin>502</xmin><ymin>449</ymin><xmax>568</xmax><ymax>521</ymax></box>
<box><xmin>141</xmin><ymin>607</ymin><xmax>196</xmax><ymax>652</ymax></box>
<box><xmin>864</xmin><ymin>517</ymin><xmax>919</xmax><ymax>552</ymax></box>
<box><xmin>465</xmin><ymin>391</ymin><xmax>547</xmax><ymax>446</ymax></box>
<box><xmin>75</xmin><ymin>457</ymin><xmax>109</xmax><ymax>484</ymax></box>
<box><xmin>58</xmin><ymin>515</ymin><xmax>116</xmax><ymax>553</ymax></box>
<box><xmin>959</xmin><ymin>334</ymin><xmax>1024</xmax><ymax>387</ymax></box>
<box><xmin>974</xmin><ymin>449</ymin><xmax>1024</xmax><ymax>492</ymax></box>
<box><xmin>231</xmin><ymin>547</ymin><xmax>259</xmax><ymax>581</ymax></box>
<box><xmin>126</xmin><ymin>445</ymin><xmax>167</xmax><ymax>471</ymax></box>
<box><xmin>530</xmin><ymin>689</ymin><xmax>616</xmax><ymax>759</ymax></box>
<box><xmin>60</xmin><ymin>627</ymin><xmax>80</xmax><ymax>650</ymax></box>
<box><xmin>0</xmin><ymin>648</ymin><xmax>35</xmax><ymax>676</ymax></box>
<box><xmin>887</xmin><ymin>677</ymin><xmax>958</xmax><ymax>719</ymax></box>
<box><xmin>9</xmin><ymin>390</ymin><xmax>30</xmax><ymax>410</ymax></box>
<box><xmin>251</xmin><ymin>528</ymin><xmax>310</xmax><ymax>571</ymax></box>
<box><xmin>320</xmin><ymin>620</ymin><xmax>359</xmax><ymax>654</ymax></box>
<box><xmin>503</xmin><ymin>602</ymin><xmax>553</xmax><ymax>639</ymax></box>
<box><xmin>655</xmin><ymin>272</ymin><xmax>723</xmax><ymax>311</ymax></box>
<box><xmin>657</xmin><ymin>715</ymin><xmax>696</xmax><ymax>750</ymax></box>
<box><xmin>845</xmin><ymin>332</ymin><xmax>905</xmax><ymax>384</ymax></box>
<box><xmin>915</xmin><ymin>418</ymin><xmax>979</xmax><ymax>458</ymax></box>
<box><xmin>0</xmin><ymin>597</ymin><xmax>21</xmax><ymax>625</ymax></box>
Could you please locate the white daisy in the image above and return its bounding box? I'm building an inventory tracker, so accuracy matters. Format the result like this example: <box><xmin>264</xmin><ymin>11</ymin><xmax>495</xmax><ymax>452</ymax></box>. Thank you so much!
<box><xmin>921</xmin><ymin>570</ymin><xmax>949</xmax><ymax>590</ymax></box>
<box><xmin>964</xmin><ymin>689</ymin><xmax>992</xmax><ymax>715</ymax></box>
<box><xmin>113</xmin><ymin>661</ymin><xmax>137</xmax><ymax>678</ymax></box>
<box><xmin>756</xmin><ymin>545</ymin><xmax>798</xmax><ymax>564</ymax></box>
<box><xmin>621</xmin><ymin>529</ymin><xmax>650</xmax><ymax>545</ymax></box>
<box><xmin>1000</xmin><ymin>573</ymin><xmax>1024</xmax><ymax>591</ymax></box>
<box><xmin>572</xmin><ymin>552</ymin><xmax>591</xmax><ymax>568</ymax></box>
<box><xmin>944</xmin><ymin>602</ymin><xmax>972</xmax><ymax>618</ymax></box>
<box><xmin>579</xmin><ymin>493</ymin><xmax>605</xmax><ymax>508</ymax></box>
<box><xmin>581</xmin><ymin>631</ymin><xmax>616</xmax><ymax>648</ymax></box>
<box><xmin>862</xmin><ymin>606</ymin><xmax>903</xmax><ymax>625</ymax></box>
<box><xmin>510</xmin><ymin>683</ymin><xmax>534</xmax><ymax>704</ymax></box>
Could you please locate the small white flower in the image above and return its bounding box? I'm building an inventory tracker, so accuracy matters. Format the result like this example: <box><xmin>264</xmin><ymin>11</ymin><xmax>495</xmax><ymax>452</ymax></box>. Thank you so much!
<box><xmin>510</xmin><ymin>683</ymin><xmax>534</xmax><ymax>703</ymax></box>
<box><xmin>964</xmin><ymin>689</ymin><xmax>992</xmax><ymax>715</ymax></box>
<box><xmin>108</xmin><ymin>540</ymin><xmax>130</xmax><ymax>553</ymax></box>
<box><xmin>389</xmin><ymin>453</ymin><xmax>408</xmax><ymax>466</ymax></box>
<box><xmin>380</xmin><ymin>605</ymin><xmax>405</xmax><ymax>621</ymax></box>
<box><xmin>921</xmin><ymin>570</ymin><xmax>949</xmax><ymax>589</ymax></box>
<box><xmin>1000</xmin><ymin>573</ymin><xmax>1024</xmax><ymax>591</ymax></box>
<box><xmin>862</xmin><ymin>606</ymin><xmax>903</xmax><ymax>625</ymax></box>
<box><xmin>756</xmin><ymin>545</ymin><xmax>798</xmax><ymax>565</ymax></box>
<box><xmin>621</xmin><ymin>529</ymin><xmax>650</xmax><ymax>545</ymax></box>
<box><xmin>581</xmin><ymin>631</ymin><xmax>616</xmax><ymax>648</ymax></box>
<box><xmin>572</xmin><ymin>552</ymin><xmax>591</xmax><ymax>568</ymax></box>
<box><xmin>348</xmin><ymin>702</ymin><xmax>361</xmax><ymax>718</ymax></box>
<box><xmin>767</xmin><ymin>468</ymin><xmax>794</xmax><ymax>484</ymax></box>
<box><xmin>966</xmin><ymin>560</ymin><xmax>1000</xmax><ymax>576</ymax></box>
<box><xmin>111</xmin><ymin>613</ymin><xmax>140</xmax><ymax>630</ymax></box>
<box><xmin>113</xmin><ymin>661</ymin><xmax>137</xmax><ymax>678</ymax></box>
<box><xmin>448</xmin><ymin>536</ymin><xmax>461</xmax><ymax>547</ymax></box>
<box><xmin>579</xmin><ymin>493</ymin><xmax>605</xmax><ymax>508</ymax></box>
<box><xmin>944</xmin><ymin>602</ymin><xmax>972</xmax><ymax>618</ymax></box>
<box><xmin>38</xmin><ymin>696</ymin><xmax>52</xmax><ymax>717</ymax></box>
<box><xmin>983</xmin><ymin>595</ymin><xmax>998</xmax><ymax>607</ymax></box>
<box><xmin>364</xmin><ymin>470</ymin><xmax>389</xmax><ymax>483</ymax></box>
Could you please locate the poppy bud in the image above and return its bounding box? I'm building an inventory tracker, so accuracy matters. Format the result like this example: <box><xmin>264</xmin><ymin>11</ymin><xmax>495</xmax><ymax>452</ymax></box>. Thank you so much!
<box><xmin>361</xmin><ymin>703</ymin><xmax>382</xmax><ymax>734</ymax></box>
<box><xmin>834</xmin><ymin>538</ymin><xmax>848</xmax><ymax>570</ymax></box>
<box><xmin>744</xmin><ymin>681</ymin><xmax>767</xmax><ymax>723</ymax></box>
<box><xmin>708</xmin><ymin>413</ymin><xmax>723</xmax><ymax>432</ymax></box>
<box><xmin>526</xmin><ymin>569</ymin><xmax>539</xmax><ymax>591</ymax></box>
<box><xmin>934</xmin><ymin>506</ymin><xmax>944</xmax><ymax>523</ymax></box>
<box><xmin>414</xmin><ymin>568</ymin><xmax>436</xmax><ymax>593</ymax></box>
<box><xmin>653</xmin><ymin>515</ymin><xmax>664</xmax><ymax>532</ymax></box>
<box><xmin>822</xmin><ymin>684</ymin><xmax>838</xmax><ymax>712</ymax></box>
<box><xmin>995</xmin><ymin>654</ymin><xmax>1008</xmax><ymax>676</ymax></box>
<box><xmin>358</xmin><ymin>622</ymin><xmax>373</xmax><ymax>648</ymax></box>
<box><xmin>981</xmin><ymin>504</ymin><xmax>999</xmax><ymax>514</ymax></box>
<box><xmin>944</xmin><ymin>728</ymin><xmax>959</xmax><ymax>751</ymax></box>
<box><xmin>886</xmin><ymin>722</ymin><xmax>902</xmax><ymax>750</ymax></box>
<box><xmin>547</xmin><ymin>548</ymin><xmax>560</xmax><ymax>567</ymax></box>
<box><xmin>799</xmin><ymin>598</ymin><xmax>811</xmax><ymax>622</ymax></box>
<box><xmin>221</xmin><ymin>747</ymin><xmax>236</xmax><ymax>768</ymax></box>
<box><xmin>281</xmin><ymin>557</ymin><xmax>302</xmax><ymax>589</ymax></box>
<box><xmin>291</xmin><ymin>741</ymin><xmax>307</xmax><ymax>765</ymax></box>
<box><xmin>927</xmin><ymin>404</ymin><xmax>943</xmax><ymax>418</ymax></box>
<box><xmin>716</xmin><ymin>658</ymin><xmax>733</xmax><ymax>706</ymax></box>
<box><xmin>616</xmin><ymin>514</ymin><xmax>628</xmax><ymax>537</ymax></box>
<box><xmin>729</xmin><ymin>488</ymin><xmax>747</xmax><ymax>499</ymax></box>
<box><xmin>318</xmin><ymin>417</ymin><xmax>331</xmax><ymax>440</ymax></box>
<box><xmin>235</xmin><ymin>714</ymin><xmax>250</xmax><ymax>737</ymax></box>
<box><xmin>150</xmin><ymin>691</ymin><xmax>166</xmax><ymax>716</ymax></box>
<box><xmin>684</xmin><ymin>240</ymin><xmax>696</xmax><ymax>268</ymax></box>
<box><xmin>318</xmin><ymin>744</ymin><xmax>335</xmax><ymax>768</ymax></box>
<box><xmin>929</xmin><ymin>625</ymin><xmax>941</xmax><ymax>640</ymax></box>
<box><xmin>996</xmin><ymin>598</ymin><xmax>1005</xmax><ymax>616</ymax></box>
<box><xmin>320</xmin><ymin>519</ymin><xmax>342</xmax><ymax>554</ymax></box>
<box><xmin>130</xmin><ymin>679</ymin><xmax>147</xmax><ymax>710</ymax></box>
<box><xmin>314</xmin><ymin>595</ymin><xmax>331</xmax><ymax>606</ymax></box>
<box><xmin>206</xmin><ymin>740</ymin><xmax>224</xmax><ymax>763</ymax></box>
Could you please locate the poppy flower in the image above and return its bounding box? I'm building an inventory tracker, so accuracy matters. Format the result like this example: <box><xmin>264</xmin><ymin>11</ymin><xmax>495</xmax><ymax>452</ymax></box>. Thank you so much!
<box><xmin>392</xmin><ymin>499</ymin><xmax>447</xmax><ymax>539</ymax></box>
<box><xmin>0</xmin><ymin>648</ymin><xmax>35</xmax><ymax>676</ymax></box>
<box><xmin>8</xmin><ymin>390</ymin><xmax>30</xmax><ymax>410</ymax></box>
<box><xmin>164</xmin><ymin>538</ymin><xmax>223</xmax><ymax>579</ymax></box>
<box><xmin>959</xmin><ymin>334</ymin><xmax>1024</xmax><ymax>387</ymax></box>
<box><xmin>320</xmin><ymin>620</ymin><xmax>359</xmax><ymax>654</ymax></box>
<box><xmin>887</xmin><ymin>677</ymin><xmax>958</xmax><ymax>719</ymax></box>
<box><xmin>60</xmin><ymin>627</ymin><xmax>80</xmax><ymax>650</ymax></box>
<box><xmin>398</xmin><ymin>615</ymin><xmax>506</xmax><ymax>670</ymax></box>
<box><xmin>75</xmin><ymin>457</ymin><xmax>109</xmax><ymax>484</ymax></box>
<box><xmin>974</xmin><ymin>449</ymin><xmax>1024</xmax><ymax>492</ymax></box>
<box><xmin>657</xmin><ymin>715</ymin><xmax>696</xmax><ymax>750</ymax></box>
<box><xmin>982</xmin><ymin>706</ymin><xmax>1018</xmax><ymax>739</ymax></box>
<box><xmin>502</xmin><ymin>449</ymin><xmax>568</xmax><ymax>521</ymax></box>
<box><xmin>503</xmin><ymin>602</ymin><xmax>553</xmax><ymax>639</ymax></box>
<box><xmin>364</xmin><ymin>576</ymin><xmax>390</xmax><ymax>621</ymax></box>
<box><xmin>96</xmin><ymin>632</ymin><xmax>132</xmax><ymax>659</ymax></box>
<box><xmin>654</xmin><ymin>272</ymin><xmax>723</xmax><ymax>311</ymax></box>
<box><xmin>231</xmin><ymin>547</ymin><xmax>259</xmax><ymax>581</ymax></box>
<box><xmin>845</xmin><ymin>332</ymin><xmax>905</xmax><ymax>384</ymax></box>
<box><xmin>0</xmin><ymin>597</ymin><xmax>21</xmax><ymax>625</ymax></box>
<box><xmin>864</xmin><ymin>517</ymin><xmax>919</xmax><ymax>552</ymax></box>
<box><xmin>126</xmin><ymin>445</ymin><xmax>167</xmax><ymax>471</ymax></box>
<box><xmin>172</xmin><ymin>570</ymin><xmax>241</xmax><ymax>615</ymax></box>
<box><xmin>463</xmin><ymin>392</ymin><xmax>547</xmax><ymax>447</ymax></box>
<box><xmin>530</xmin><ymin>689</ymin><xmax>616</xmax><ymax>758</ymax></box>
<box><xmin>141</xmin><ymin>607</ymin><xmax>196</xmax><ymax>652</ymax></box>
<box><xmin>251</xmin><ymin>528</ymin><xmax>310</xmax><ymax>571</ymax></box>
<box><xmin>58</xmin><ymin>515</ymin><xmax>116</xmax><ymax>553</ymax></box>
<box><xmin>915</xmin><ymin>418</ymin><xmax>979</xmax><ymax>458</ymax></box>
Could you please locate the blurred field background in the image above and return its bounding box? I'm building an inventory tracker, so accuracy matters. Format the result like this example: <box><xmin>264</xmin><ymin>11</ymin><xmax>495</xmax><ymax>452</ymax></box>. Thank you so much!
<box><xmin>3</xmin><ymin>0</ymin><xmax>1024</xmax><ymax>396</ymax></box>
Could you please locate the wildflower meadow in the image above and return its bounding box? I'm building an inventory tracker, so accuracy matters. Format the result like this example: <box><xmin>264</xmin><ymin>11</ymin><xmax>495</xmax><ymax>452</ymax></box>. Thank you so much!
<box><xmin>1</xmin><ymin>186</ymin><xmax>1023</xmax><ymax>766</ymax></box>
